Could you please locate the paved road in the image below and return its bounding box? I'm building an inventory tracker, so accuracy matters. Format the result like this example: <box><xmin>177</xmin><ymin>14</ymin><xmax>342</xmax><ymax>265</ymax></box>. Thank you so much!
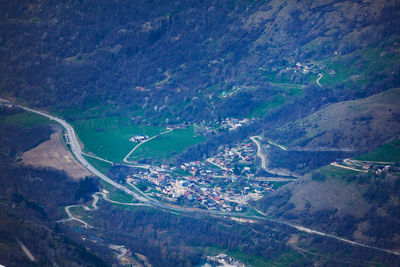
<box><xmin>316</xmin><ymin>73</ymin><xmax>323</xmax><ymax>87</ymax></box>
<box><xmin>250</xmin><ymin>136</ymin><xmax>268</xmax><ymax>170</ymax></box>
<box><xmin>16</xmin><ymin>104</ymin><xmax>151</xmax><ymax>204</ymax></box>
<box><xmin>3</xmin><ymin>98</ymin><xmax>400</xmax><ymax>257</ymax></box>
<box><xmin>251</xmin><ymin>136</ymin><xmax>299</xmax><ymax>177</ymax></box>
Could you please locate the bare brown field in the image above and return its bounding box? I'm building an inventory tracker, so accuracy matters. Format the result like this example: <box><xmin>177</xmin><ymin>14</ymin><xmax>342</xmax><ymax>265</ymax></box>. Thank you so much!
<box><xmin>22</xmin><ymin>126</ymin><xmax>91</xmax><ymax>180</ymax></box>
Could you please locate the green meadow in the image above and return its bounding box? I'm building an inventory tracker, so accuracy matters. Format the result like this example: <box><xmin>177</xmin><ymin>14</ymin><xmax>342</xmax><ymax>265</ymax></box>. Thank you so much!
<box><xmin>72</xmin><ymin>116</ymin><xmax>163</xmax><ymax>162</ymax></box>
<box><xmin>128</xmin><ymin>125</ymin><xmax>206</xmax><ymax>163</ymax></box>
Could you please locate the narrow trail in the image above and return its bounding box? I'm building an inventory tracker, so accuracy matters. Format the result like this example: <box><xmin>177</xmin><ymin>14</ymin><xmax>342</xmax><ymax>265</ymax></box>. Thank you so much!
<box><xmin>82</xmin><ymin>152</ymin><xmax>151</xmax><ymax>169</ymax></box>
<box><xmin>266</xmin><ymin>140</ymin><xmax>287</xmax><ymax>151</ymax></box>
<box><xmin>123</xmin><ymin>129</ymin><xmax>173</xmax><ymax>164</ymax></box>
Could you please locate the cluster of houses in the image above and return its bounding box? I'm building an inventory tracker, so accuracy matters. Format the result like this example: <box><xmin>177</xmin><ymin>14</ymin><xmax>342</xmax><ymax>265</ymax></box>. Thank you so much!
<box><xmin>220</xmin><ymin>118</ymin><xmax>251</xmax><ymax>131</ymax></box>
<box><xmin>124</xmin><ymin>142</ymin><xmax>273</xmax><ymax>211</ymax></box>
<box><xmin>284</xmin><ymin>62</ymin><xmax>322</xmax><ymax>74</ymax></box>
<box><xmin>262</xmin><ymin>61</ymin><xmax>325</xmax><ymax>75</ymax></box>
<box><xmin>129</xmin><ymin>135</ymin><xmax>149</xmax><ymax>143</ymax></box>
<box><xmin>197</xmin><ymin>117</ymin><xmax>253</xmax><ymax>136</ymax></box>
<box><xmin>206</xmin><ymin>142</ymin><xmax>256</xmax><ymax>175</ymax></box>
<box><xmin>205</xmin><ymin>254</ymin><xmax>246</xmax><ymax>267</ymax></box>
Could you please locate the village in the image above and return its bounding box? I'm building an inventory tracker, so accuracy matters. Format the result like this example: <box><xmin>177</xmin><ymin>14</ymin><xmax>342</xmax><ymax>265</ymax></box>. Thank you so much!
<box><xmin>331</xmin><ymin>158</ymin><xmax>398</xmax><ymax>175</ymax></box>
<box><xmin>125</xmin><ymin>140</ymin><xmax>275</xmax><ymax>212</ymax></box>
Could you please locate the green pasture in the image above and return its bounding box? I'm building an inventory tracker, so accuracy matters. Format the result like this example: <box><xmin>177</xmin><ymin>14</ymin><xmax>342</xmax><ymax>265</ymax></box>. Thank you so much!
<box><xmin>318</xmin><ymin>47</ymin><xmax>400</xmax><ymax>88</ymax></box>
<box><xmin>128</xmin><ymin>125</ymin><xmax>206</xmax><ymax>163</ymax></box>
<box><xmin>72</xmin><ymin>116</ymin><xmax>163</xmax><ymax>162</ymax></box>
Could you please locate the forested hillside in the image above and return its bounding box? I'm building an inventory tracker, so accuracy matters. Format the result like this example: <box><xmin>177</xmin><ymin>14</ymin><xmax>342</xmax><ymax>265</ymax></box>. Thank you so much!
<box><xmin>1</xmin><ymin>0</ymin><xmax>399</xmax><ymax>124</ymax></box>
<box><xmin>1</xmin><ymin>0</ymin><xmax>400</xmax><ymax>266</ymax></box>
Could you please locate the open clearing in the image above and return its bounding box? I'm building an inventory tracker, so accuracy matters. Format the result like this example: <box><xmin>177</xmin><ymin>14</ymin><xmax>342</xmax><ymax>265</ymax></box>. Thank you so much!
<box><xmin>71</xmin><ymin>116</ymin><xmax>163</xmax><ymax>162</ymax></box>
<box><xmin>22</xmin><ymin>126</ymin><xmax>91</xmax><ymax>180</ymax></box>
<box><xmin>127</xmin><ymin>125</ymin><xmax>205</xmax><ymax>163</ymax></box>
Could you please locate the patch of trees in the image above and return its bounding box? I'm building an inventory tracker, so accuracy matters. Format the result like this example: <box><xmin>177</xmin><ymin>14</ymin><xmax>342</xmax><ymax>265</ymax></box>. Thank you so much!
<box><xmin>107</xmin><ymin>164</ymin><xmax>131</xmax><ymax>184</ymax></box>
<box><xmin>0</xmin><ymin>124</ymin><xmax>52</xmax><ymax>158</ymax></box>
<box><xmin>75</xmin><ymin>177</ymin><xmax>100</xmax><ymax>201</ymax></box>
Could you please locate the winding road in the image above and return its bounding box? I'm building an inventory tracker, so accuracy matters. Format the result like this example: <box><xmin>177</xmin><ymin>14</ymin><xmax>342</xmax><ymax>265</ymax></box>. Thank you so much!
<box><xmin>250</xmin><ymin>136</ymin><xmax>298</xmax><ymax>177</ymax></box>
<box><xmin>2</xmin><ymin>98</ymin><xmax>400</xmax><ymax>257</ymax></box>
<box><xmin>316</xmin><ymin>73</ymin><xmax>323</xmax><ymax>87</ymax></box>
<box><xmin>250</xmin><ymin>136</ymin><xmax>268</xmax><ymax>170</ymax></box>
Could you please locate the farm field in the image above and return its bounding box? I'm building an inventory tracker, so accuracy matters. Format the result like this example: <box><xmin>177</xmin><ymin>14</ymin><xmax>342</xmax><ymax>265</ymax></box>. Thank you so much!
<box><xmin>72</xmin><ymin>116</ymin><xmax>163</xmax><ymax>162</ymax></box>
<box><xmin>22</xmin><ymin>128</ymin><xmax>92</xmax><ymax>180</ymax></box>
<box><xmin>128</xmin><ymin>125</ymin><xmax>206</xmax><ymax>163</ymax></box>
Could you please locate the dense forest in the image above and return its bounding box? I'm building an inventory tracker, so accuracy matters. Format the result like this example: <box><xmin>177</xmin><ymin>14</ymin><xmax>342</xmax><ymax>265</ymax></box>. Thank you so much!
<box><xmin>1</xmin><ymin>0</ymin><xmax>399</xmax><ymax>124</ymax></box>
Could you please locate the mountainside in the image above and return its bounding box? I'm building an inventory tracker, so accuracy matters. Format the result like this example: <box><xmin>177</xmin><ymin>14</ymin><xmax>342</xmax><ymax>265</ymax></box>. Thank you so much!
<box><xmin>256</xmin><ymin>138</ymin><xmax>400</xmax><ymax>252</ymax></box>
<box><xmin>1</xmin><ymin>0</ymin><xmax>399</xmax><ymax>124</ymax></box>
<box><xmin>1</xmin><ymin>0</ymin><xmax>400</xmax><ymax>266</ymax></box>
<box><xmin>261</xmin><ymin>88</ymin><xmax>400</xmax><ymax>174</ymax></box>
<box><xmin>0</xmin><ymin>108</ymin><xmax>110</xmax><ymax>266</ymax></box>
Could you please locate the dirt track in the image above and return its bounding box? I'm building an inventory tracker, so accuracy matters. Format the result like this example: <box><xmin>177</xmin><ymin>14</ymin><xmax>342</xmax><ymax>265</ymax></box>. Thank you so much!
<box><xmin>21</xmin><ymin>126</ymin><xmax>91</xmax><ymax>180</ymax></box>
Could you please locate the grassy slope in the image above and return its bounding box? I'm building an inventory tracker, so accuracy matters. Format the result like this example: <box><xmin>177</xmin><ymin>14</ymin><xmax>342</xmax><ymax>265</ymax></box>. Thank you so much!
<box><xmin>319</xmin><ymin>47</ymin><xmax>400</xmax><ymax>87</ymax></box>
<box><xmin>277</xmin><ymin>88</ymin><xmax>400</xmax><ymax>149</ymax></box>
<box><xmin>354</xmin><ymin>138</ymin><xmax>400</xmax><ymax>162</ymax></box>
